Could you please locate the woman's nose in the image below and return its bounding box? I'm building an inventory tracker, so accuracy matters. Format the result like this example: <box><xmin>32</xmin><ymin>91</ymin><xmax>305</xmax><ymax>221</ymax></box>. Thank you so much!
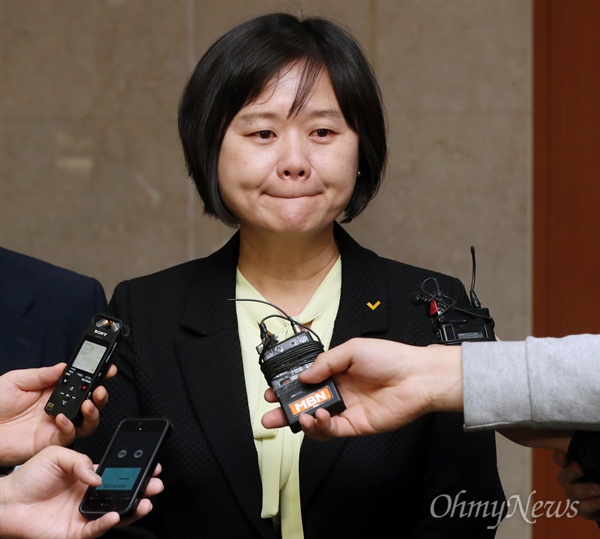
<box><xmin>284</xmin><ymin>168</ymin><xmax>305</xmax><ymax>178</ymax></box>
<box><xmin>277</xmin><ymin>135</ymin><xmax>310</xmax><ymax>180</ymax></box>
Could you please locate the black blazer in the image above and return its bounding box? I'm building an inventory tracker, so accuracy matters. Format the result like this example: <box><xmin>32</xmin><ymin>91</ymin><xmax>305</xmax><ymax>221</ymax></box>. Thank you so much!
<box><xmin>0</xmin><ymin>247</ymin><xmax>107</xmax><ymax>375</ymax></box>
<box><xmin>78</xmin><ymin>225</ymin><xmax>505</xmax><ymax>538</ymax></box>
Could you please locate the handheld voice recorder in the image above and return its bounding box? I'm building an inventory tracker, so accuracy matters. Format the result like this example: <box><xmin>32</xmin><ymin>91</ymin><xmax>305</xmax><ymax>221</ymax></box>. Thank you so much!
<box><xmin>80</xmin><ymin>417</ymin><xmax>172</xmax><ymax>519</ymax></box>
<box><xmin>45</xmin><ymin>314</ymin><xmax>129</xmax><ymax>424</ymax></box>
<box><xmin>259</xmin><ymin>327</ymin><xmax>345</xmax><ymax>433</ymax></box>
<box><xmin>233</xmin><ymin>298</ymin><xmax>345</xmax><ymax>433</ymax></box>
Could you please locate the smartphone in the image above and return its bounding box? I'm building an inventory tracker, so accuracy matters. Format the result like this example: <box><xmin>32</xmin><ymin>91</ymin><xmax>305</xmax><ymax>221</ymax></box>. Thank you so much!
<box><xmin>80</xmin><ymin>417</ymin><xmax>172</xmax><ymax>519</ymax></box>
<box><xmin>44</xmin><ymin>314</ymin><xmax>128</xmax><ymax>425</ymax></box>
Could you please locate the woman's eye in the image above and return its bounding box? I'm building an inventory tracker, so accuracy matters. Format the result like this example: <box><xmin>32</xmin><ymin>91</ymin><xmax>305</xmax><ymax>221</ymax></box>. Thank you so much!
<box><xmin>257</xmin><ymin>130</ymin><xmax>274</xmax><ymax>139</ymax></box>
<box><xmin>314</xmin><ymin>129</ymin><xmax>331</xmax><ymax>137</ymax></box>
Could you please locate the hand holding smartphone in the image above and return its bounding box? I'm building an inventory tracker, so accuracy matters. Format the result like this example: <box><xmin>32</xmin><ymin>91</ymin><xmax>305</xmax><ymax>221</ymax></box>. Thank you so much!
<box><xmin>79</xmin><ymin>418</ymin><xmax>172</xmax><ymax>519</ymax></box>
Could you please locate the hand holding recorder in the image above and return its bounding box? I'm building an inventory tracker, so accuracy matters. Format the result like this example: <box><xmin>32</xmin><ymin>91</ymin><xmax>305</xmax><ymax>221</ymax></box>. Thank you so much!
<box><xmin>44</xmin><ymin>314</ymin><xmax>128</xmax><ymax>426</ymax></box>
<box><xmin>0</xmin><ymin>362</ymin><xmax>116</xmax><ymax>467</ymax></box>
<box><xmin>0</xmin><ymin>445</ymin><xmax>163</xmax><ymax>539</ymax></box>
<box><xmin>262</xmin><ymin>337</ymin><xmax>595</xmax><ymax>448</ymax></box>
<box><xmin>262</xmin><ymin>336</ymin><xmax>600</xmax><ymax>523</ymax></box>
<box><xmin>262</xmin><ymin>338</ymin><xmax>462</xmax><ymax>439</ymax></box>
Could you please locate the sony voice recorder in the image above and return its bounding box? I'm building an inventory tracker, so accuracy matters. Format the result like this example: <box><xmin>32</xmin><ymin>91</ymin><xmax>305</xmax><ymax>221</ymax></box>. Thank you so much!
<box><xmin>45</xmin><ymin>314</ymin><xmax>129</xmax><ymax>424</ymax></box>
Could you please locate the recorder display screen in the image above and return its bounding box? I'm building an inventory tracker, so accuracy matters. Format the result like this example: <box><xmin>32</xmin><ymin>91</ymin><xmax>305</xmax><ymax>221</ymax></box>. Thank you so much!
<box><xmin>72</xmin><ymin>340</ymin><xmax>107</xmax><ymax>374</ymax></box>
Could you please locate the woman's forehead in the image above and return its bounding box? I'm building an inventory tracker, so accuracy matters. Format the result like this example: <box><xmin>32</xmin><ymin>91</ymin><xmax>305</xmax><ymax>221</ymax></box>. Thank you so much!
<box><xmin>241</xmin><ymin>63</ymin><xmax>339</xmax><ymax>117</ymax></box>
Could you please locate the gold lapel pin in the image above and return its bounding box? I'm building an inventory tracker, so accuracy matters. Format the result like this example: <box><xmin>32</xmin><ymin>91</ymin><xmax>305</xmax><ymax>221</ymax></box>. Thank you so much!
<box><xmin>366</xmin><ymin>301</ymin><xmax>381</xmax><ymax>311</ymax></box>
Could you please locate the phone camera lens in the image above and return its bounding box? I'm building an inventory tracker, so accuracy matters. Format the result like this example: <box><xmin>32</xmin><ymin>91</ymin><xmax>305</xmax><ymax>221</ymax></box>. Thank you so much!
<box><xmin>138</xmin><ymin>422</ymin><xmax>147</xmax><ymax>431</ymax></box>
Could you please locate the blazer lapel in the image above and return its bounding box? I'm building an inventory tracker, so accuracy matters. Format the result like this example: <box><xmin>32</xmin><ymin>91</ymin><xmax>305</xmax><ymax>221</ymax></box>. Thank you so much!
<box><xmin>173</xmin><ymin>234</ymin><xmax>275</xmax><ymax>537</ymax></box>
<box><xmin>330</xmin><ymin>224</ymin><xmax>390</xmax><ymax>344</ymax></box>
<box><xmin>300</xmin><ymin>224</ymin><xmax>390</xmax><ymax>508</ymax></box>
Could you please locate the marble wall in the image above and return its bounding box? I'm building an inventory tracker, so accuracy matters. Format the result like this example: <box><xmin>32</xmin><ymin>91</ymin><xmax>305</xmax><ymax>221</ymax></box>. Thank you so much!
<box><xmin>0</xmin><ymin>1</ymin><xmax>532</xmax><ymax>537</ymax></box>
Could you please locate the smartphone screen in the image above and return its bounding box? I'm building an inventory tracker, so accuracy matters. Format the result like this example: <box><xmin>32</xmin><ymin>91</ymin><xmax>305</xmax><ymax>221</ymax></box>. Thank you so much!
<box><xmin>80</xmin><ymin>418</ymin><xmax>172</xmax><ymax>518</ymax></box>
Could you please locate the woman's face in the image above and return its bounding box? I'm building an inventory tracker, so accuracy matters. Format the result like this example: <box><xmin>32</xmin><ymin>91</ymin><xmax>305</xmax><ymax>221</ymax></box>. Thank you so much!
<box><xmin>218</xmin><ymin>64</ymin><xmax>359</xmax><ymax>237</ymax></box>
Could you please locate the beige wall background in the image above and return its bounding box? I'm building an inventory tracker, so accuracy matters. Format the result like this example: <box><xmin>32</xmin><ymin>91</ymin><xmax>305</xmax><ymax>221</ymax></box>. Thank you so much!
<box><xmin>0</xmin><ymin>1</ymin><xmax>532</xmax><ymax>536</ymax></box>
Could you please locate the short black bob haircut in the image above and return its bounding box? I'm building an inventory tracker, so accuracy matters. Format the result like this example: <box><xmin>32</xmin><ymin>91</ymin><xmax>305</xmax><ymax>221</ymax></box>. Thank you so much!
<box><xmin>178</xmin><ymin>12</ymin><xmax>387</xmax><ymax>227</ymax></box>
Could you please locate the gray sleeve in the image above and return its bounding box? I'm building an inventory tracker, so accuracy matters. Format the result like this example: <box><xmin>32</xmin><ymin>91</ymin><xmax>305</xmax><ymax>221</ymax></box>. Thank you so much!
<box><xmin>463</xmin><ymin>334</ymin><xmax>600</xmax><ymax>431</ymax></box>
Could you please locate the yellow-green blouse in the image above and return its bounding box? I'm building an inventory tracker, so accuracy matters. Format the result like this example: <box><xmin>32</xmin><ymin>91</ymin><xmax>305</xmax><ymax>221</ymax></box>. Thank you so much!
<box><xmin>235</xmin><ymin>257</ymin><xmax>341</xmax><ymax>539</ymax></box>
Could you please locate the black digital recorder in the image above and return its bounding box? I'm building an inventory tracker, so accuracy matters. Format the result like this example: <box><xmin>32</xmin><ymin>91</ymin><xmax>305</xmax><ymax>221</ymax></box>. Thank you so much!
<box><xmin>44</xmin><ymin>314</ymin><xmax>128</xmax><ymax>424</ymax></box>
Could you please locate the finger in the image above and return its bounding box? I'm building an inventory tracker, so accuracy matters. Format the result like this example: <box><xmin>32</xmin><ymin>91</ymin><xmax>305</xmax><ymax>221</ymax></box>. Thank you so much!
<box><xmin>553</xmin><ymin>450</ymin><xmax>569</xmax><ymax>467</ymax></box>
<box><xmin>264</xmin><ymin>387</ymin><xmax>277</xmax><ymax>403</ymax></box>
<box><xmin>73</xmin><ymin>459</ymin><xmax>103</xmax><ymax>486</ymax></box>
<box><xmin>45</xmin><ymin>445</ymin><xmax>98</xmax><ymax>482</ymax></box>
<box><xmin>118</xmin><ymin>499</ymin><xmax>154</xmax><ymax>527</ymax></box>
<box><xmin>53</xmin><ymin>413</ymin><xmax>77</xmax><ymax>446</ymax></box>
<box><xmin>133</xmin><ymin>498</ymin><xmax>153</xmax><ymax>519</ymax></box>
<box><xmin>83</xmin><ymin>512</ymin><xmax>121</xmax><ymax>539</ymax></box>
<box><xmin>261</xmin><ymin>407</ymin><xmax>288</xmax><ymax>429</ymax></box>
<box><xmin>15</xmin><ymin>363</ymin><xmax>66</xmax><ymax>391</ymax></box>
<box><xmin>151</xmin><ymin>463</ymin><xmax>163</xmax><ymax>477</ymax></box>
<box><xmin>91</xmin><ymin>385</ymin><xmax>109</xmax><ymax>411</ymax></box>
<box><xmin>298</xmin><ymin>413</ymin><xmax>318</xmax><ymax>433</ymax></box>
<box><xmin>563</xmin><ymin>480</ymin><xmax>600</xmax><ymax>503</ymax></box>
<box><xmin>574</xmin><ymin>494</ymin><xmax>600</xmax><ymax>520</ymax></box>
<box><xmin>143</xmin><ymin>477</ymin><xmax>164</xmax><ymax>497</ymax></box>
<box><xmin>105</xmin><ymin>364</ymin><xmax>118</xmax><ymax>380</ymax></box>
<box><xmin>299</xmin><ymin>409</ymin><xmax>336</xmax><ymax>441</ymax></box>
<box><xmin>76</xmin><ymin>400</ymin><xmax>100</xmax><ymax>437</ymax></box>
<box><xmin>299</xmin><ymin>343</ymin><xmax>354</xmax><ymax>384</ymax></box>
<box><xmin>557</xmin><ymin>460</ymin><xmax>584</xmax><ymax>487</ymax></box>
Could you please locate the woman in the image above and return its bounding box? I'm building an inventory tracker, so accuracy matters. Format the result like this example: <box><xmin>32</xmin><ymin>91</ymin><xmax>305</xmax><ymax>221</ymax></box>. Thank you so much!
<box><xmin>78</xmin><ymin>13</ymin><xmax>505</xmax><ymax>537</ymax></box>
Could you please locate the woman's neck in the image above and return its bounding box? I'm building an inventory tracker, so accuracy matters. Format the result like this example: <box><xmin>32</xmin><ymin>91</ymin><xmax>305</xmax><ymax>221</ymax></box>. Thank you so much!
<box><xmin>237</xmin><ymin>226</ymin><xmax>339</xmax><ymax>316</ymax></box>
